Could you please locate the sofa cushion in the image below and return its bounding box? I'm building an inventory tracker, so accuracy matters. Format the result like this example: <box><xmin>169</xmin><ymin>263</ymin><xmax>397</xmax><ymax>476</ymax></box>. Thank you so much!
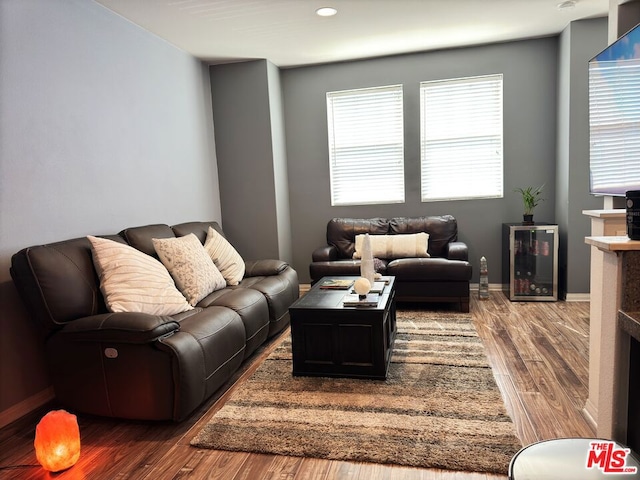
<box><xmin>87</xmin><ymin>235</ymin><xmax>193</xmax><ymax>315</ymax></box>
<box><xmin>389</xmin><ymin>216</ymin><xmax>458</xmax><ymax>257</ymax></box>
<box><xmin>165</xmin><ymin>306</ymin><xmax>247</xmax><ymax>415</ymax></box>
<box><xmin>152</xmin><ymin>233</ymin><xmax>226</xmax><ymax>306</ymax></box>
<box><xmin>199</xmin><ymin>287</ymin><xmax>270</xmax><ymax>358</ymax></box>
<box><xmin>238</xmin><ymin>268</ymin><xmax>300</xmax><ymax>332</ymax></box>
<box><xmin>326</xmin><ymin>218</ymin><xmax>389</xmax><ymax>259</ymax></box>
<box><xmin>204</xmin><ymin>226</ymin><xmax>245</xmax><ymax>285</ymax></box>
<box><xmin>387</xmin><ymin>257</ymin><xmax>472</xmax><ymax>281</ymax></box>
<box><xmin>353</xmin><ymin>233</ymin><xmax>430</xmax><ymax>259</ymax></box>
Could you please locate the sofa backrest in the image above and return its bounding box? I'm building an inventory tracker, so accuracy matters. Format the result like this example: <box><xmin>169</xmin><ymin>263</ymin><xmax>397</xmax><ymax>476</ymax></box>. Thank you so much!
<box><xmin>389</xmin><ymin>215</ymin><xmax>458</xmax><ymax>257</ymax></box>
<box><xmin>326</xmin><ymin>215</ymin><xmax>458</xmax><ymax>259</ymax></box>
<box><xmin>119</xmin><ymin>224</ymin><xmax>175</xmax><ymax>257</ymax></box>
<box><xmin>326</xmin><ymin>218</ymin><xmax>389</xmax><ymax>259</ymax></box>
<box><xmin>171</xmin><ymin>221</ymin><xmax>225</xmax><ymax>244</ymax></box>
<box><xmin>10</xmin><ymin>221</ymin><xmax>222</xmax><ymax>336</ymax></box>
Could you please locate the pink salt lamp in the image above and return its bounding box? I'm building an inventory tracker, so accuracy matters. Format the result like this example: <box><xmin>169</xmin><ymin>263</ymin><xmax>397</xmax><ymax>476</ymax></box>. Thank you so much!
<box><xmin>34</xmin><ymin>409</ymin><xmax>81</xmax><ymax>472</ymax></box>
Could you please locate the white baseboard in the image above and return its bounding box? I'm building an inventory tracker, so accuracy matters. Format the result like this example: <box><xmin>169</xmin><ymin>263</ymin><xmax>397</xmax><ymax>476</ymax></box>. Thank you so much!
<box><xmin>311</xmin><ymin>283</ymin><xmax>507</xmax><ymax>293</ymax></box>
<box><xmin>566</xmin><ymin>293</ymin><xmax>590</xmax><ymax>302</ymax></box>
<box><xmin>470</xmin><ymin>283</ymin><xmax>507</xmax><ymax>292</ymax></box>
<box><xmin>582</xmin><ymin>398</ymin><xmax>598</xmax><ymax>431</ymax></box>
<box><xmin>0</xmin><ymin>387</ymin><xmax>55</xmax><ymax>429</ymax></box>
<box><xmin>306</xmin><ymin>282</ymin><xmax>589</xmax><ymax>301</ymax></box>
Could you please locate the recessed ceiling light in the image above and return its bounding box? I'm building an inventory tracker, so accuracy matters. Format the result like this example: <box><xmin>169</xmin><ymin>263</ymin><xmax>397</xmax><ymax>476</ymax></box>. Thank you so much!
<box><xmin>316</xmin><ymin>7</ymin><xmax>337</xmax><ymax>17</ymax></box>
<box><xmin>557</xmin><ymin>0</ymin><xmax>577</xmax><ymax>9</ymax></box>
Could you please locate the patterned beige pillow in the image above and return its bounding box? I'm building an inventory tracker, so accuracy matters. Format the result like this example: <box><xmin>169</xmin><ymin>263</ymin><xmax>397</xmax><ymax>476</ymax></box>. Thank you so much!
<box><xmin>353</xmin><ymin>233</ymin><xmax>430</xmax><ymax>259</ymax></box>
<box><xmin>87</xmin><ymin>235</ymin><xmax>193</xmax><ymax>315</ymax></box>
<box><xmin>203</xmin><ymin>226</ymin><xmax>245</xmax><ymax>286</ymax></box>
<box><xmin>152</xmin><ymin>233</ymin><xmax>226</xmax><ymax>306</ymax></box>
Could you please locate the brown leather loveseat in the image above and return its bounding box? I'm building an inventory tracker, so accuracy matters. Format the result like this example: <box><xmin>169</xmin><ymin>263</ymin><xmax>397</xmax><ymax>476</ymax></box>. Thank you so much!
<box><xmin>11</xmin><ymin>221</ymin><xmax>298</xmax><ymax>422</ymax></box>
<box><xmin>309</xmin><ymin>216</ymin><xmax>472</xmax><ymax>311</ymax></box>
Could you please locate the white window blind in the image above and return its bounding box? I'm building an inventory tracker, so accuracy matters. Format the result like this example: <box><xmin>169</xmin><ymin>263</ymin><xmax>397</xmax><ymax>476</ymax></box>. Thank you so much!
<box><xmin>420</xmin><ymin>74</ymin><xmax>503</xmax><ymax>202</ymax></box>
<box><xmin>327</xmin><ymin>84</ymin><xmax>404</xmax><ymax>206</ymax></box>
<box><xmin>589</xmin><ymin>59</ymin><xmax>640</xmax><ymax>195</ymax></box>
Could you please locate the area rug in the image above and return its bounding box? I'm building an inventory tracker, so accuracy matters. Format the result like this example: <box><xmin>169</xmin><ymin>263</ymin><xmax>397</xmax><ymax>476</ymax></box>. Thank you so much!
<box><xmin>190</xmin><ymin>310</ymin><xmax>522</xmax><ymax>474</ymax></box>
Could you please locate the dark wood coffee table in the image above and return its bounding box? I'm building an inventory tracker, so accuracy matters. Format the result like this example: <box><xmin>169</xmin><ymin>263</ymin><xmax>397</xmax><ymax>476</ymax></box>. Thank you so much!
<box><xmin>288</xmin><ymin>276</ymin><xmax>396</xmax><ymax>379</ymax></box>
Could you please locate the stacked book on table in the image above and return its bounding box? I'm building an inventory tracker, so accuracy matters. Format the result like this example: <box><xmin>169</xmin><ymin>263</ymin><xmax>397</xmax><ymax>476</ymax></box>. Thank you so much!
<box><xmin>319</xmin><ymin>278</ymin><xmax>354</xmax><ymax>290</ymax></box>
<box><xmin>318</xmin><ymin>277</ymin><xmax>390</xmax><ymax>307</ymax></box>
<box><xmin>342</xmin><ymin>293</ymin><xmax>380</xmax><ymax>307</ymax></box>
<box><xmin>358</xmin><ymin>281</ymin><xmax>387</xmax><ymax>294</ymax></box>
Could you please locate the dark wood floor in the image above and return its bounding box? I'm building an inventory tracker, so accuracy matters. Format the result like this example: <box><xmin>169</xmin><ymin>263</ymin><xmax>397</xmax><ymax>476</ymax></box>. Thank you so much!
<box><xmin>0</xmin><ymin>292</ymin><xmax>593</xmax><ymax>480</ymax></box>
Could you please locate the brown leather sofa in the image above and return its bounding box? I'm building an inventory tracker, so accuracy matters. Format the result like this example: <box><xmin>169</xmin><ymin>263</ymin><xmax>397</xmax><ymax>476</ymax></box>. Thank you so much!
<box><xmin>309</xmin><ymin>216</ymin><xmax>472</xmax><ymax>312</ymax></box>
<box><xmin>10</xmin><ymin>221</ymin><xmax>299</xmax><ymax>422</ymax></box>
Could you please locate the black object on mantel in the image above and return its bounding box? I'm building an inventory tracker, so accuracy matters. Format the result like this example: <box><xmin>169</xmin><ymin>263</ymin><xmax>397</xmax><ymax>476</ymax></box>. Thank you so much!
<box><xmin>627</xmin><ymin>190</ymin><xmax>640</xmax><ymax>240</ymax></box>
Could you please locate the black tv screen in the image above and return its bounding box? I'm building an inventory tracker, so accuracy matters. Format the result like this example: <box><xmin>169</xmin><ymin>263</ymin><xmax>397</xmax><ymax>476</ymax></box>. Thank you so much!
<box><xmin>589</xmin><ymin>22</ymin><xmax>640</xmax><ymax>196</ymax></box>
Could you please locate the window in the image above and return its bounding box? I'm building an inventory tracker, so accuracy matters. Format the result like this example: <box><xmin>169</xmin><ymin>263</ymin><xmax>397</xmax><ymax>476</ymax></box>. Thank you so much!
<box><xmin>420</xmin><ymin>74</ymin><xmax>503</xmax><ymax>202</ymax></box>
<box><xmin>326</xmin><ymin>85</ymin><xmax>404</xmax><ymax>206</ymax></box>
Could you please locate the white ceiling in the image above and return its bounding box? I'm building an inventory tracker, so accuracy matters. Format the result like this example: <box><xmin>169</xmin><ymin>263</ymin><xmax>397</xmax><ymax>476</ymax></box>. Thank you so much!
<box><xmin>95</xmin><ymin>0</ymin><xmax>609</xmax><ymax>68</ymax></box>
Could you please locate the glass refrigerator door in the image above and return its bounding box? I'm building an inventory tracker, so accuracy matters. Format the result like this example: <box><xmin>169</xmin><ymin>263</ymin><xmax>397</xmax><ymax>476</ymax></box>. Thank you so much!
<box><xmin>512</xmin><ymin>227</ymin><xmax>557</xmax><ymax>300</ymax></box>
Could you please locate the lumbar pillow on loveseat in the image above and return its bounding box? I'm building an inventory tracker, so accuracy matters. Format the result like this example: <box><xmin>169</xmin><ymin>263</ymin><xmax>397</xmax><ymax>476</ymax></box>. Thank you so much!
<box><xmin>10</xmin><ymin>221</ymin><xmax>299</xmax><ymax>422</ymax></box>
<box><xmin>309</xmin><ymin>215</ymin><xmax>472</xmax><ymax>312</ymax></box>
<box><xmin>353</xmin><ymin>232</ymin><xmax>430</xmax><ymax>259</ymax></box>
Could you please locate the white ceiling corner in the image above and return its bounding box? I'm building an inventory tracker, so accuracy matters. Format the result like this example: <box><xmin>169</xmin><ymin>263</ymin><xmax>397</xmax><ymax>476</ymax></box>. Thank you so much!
<box><xmin>94</xmin><ymin>0</ymin><xmax>610</xmax><ymax>67</ymax></box>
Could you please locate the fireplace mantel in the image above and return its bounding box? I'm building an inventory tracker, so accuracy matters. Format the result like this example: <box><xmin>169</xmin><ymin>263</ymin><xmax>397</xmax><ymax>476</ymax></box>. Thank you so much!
<box><xmin>583</xmin><ymin>209</ymin><xmax>626</xmax><ymax>236</ymax></box>
<box><xmin>584</xmin><ymin>234</ymin><xmax>640</xmax><ymax>444</ymax></box>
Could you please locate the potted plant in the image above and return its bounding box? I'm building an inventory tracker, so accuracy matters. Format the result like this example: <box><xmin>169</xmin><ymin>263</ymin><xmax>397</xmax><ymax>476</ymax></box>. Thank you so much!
<box><xmin>514</xmin><ymin>184</ymin><xmax>544</xmax><ymax>225</ymax></box>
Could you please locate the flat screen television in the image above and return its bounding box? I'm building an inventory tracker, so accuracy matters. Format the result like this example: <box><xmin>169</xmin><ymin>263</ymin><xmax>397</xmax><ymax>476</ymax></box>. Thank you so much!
<box><xmin>589</xmin><ymin>22</ymin><xmax>640</xmax><ymax>196</ymax></box>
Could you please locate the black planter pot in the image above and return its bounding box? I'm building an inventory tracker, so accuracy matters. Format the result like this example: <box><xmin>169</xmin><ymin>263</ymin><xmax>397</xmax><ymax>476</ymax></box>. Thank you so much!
<box><xmin>522</xmin><ymin>214</ymin><xmax>534</xmax><ymax>225</ymax></box>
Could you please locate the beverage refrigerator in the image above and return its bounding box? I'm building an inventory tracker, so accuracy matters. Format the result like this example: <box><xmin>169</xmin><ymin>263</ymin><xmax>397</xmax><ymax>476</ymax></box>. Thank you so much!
<box><xmin>502</xmin><ymin>223</ymin><xmax>558</xmax><ymax>301</ymax></box>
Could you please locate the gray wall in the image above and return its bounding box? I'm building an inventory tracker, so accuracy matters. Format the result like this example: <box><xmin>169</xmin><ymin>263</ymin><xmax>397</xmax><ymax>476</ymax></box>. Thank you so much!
<box><xmin>267</xmin><ymin>61</ymin><xmax>293</xmax><ymax>262</ymax></box>
<box><xmin>0</xmin><ymin>0</ymin><xmax>220</xmax><ymax>423</ymax></box>
<box><xmin>210</xmin><ymin>60</ymin><xmax>292</xmax><ymax>263</ymax></box>
<box><xmin>282</xmin><ymin>38</ymin><xmax>560</xmax><ymax>285</ymax></box>
<box><xmin>556</xmin><ymin>18</ymin><xmax>608</xmax><ymax>296</ymax></box>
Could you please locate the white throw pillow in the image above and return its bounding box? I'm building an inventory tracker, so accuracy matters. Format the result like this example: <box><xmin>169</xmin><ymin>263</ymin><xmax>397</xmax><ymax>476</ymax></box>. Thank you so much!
<box><xmin>353</xmin><ymin>233</ymin><xmax>430</xmax><ymax>259</ymax></box>
<box><xmin>203</xmin><ymin>226</ymin><xmax>245</xmax><ymax>285</ymax></box>
<box><xmin>87</xmin><ymin>235</ymin><xmax>193</xmax><ymax>315</ymax></box>
<box><xmin>152</xmin><ymin>233</ymin><xmax>226</xmax><ymax>306</ymax></box>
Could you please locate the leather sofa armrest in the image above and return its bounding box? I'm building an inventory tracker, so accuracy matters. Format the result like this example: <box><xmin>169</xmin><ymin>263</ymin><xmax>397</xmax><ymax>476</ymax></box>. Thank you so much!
<box><xmin>445</xmin><ymin>241</ymin><xmax>469</xmax><ymax>261</ymax></box>
<box><xmin>55</xmin><ymin>313</ymin><xmax>180</xmax><ymax>344</ymax></box>
<box><xmin>312</xmin><ymin>245</ymin><xmax>339</xmax><ymax>262</ymax></box>
<box><xmin>244</xmin><ymin>259</ymin><xmax>289</xmax><ymax>277</ymax></box>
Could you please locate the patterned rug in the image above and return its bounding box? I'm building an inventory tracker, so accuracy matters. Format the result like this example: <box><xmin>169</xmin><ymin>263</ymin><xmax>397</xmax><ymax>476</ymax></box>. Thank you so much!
<box><xmin>190</xmin><ymin>309</ymin><xmax>522</xmax><ymax>474</ymax></box>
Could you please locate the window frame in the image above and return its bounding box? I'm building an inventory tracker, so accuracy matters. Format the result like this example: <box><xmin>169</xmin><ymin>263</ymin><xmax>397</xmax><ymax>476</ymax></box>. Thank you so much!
<box><xmin>326</xmin><ymin>84</ymin><xmax>405</xmax><ymax>206</ymax></box>
<box><xmin>419</xmin><ymin>73</ymin><xmax>504</xmax><ymax>203</ymax></box>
